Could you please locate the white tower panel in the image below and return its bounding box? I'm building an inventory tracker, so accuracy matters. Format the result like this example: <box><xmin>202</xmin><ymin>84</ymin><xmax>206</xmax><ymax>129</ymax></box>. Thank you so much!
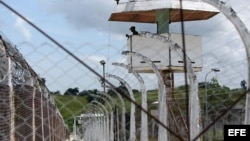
<box><xmin>127</xmin><ymin>33</ymin><xmax>202</xmax><ymax>73</ymax></box>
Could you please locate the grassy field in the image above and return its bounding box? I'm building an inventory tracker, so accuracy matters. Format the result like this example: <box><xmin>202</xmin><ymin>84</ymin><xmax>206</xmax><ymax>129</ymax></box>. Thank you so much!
<box><xmin>53</xmin><ymin>95</ymin><xmax>88</xmax><ymax>130</ymax></box>
<box><xmin>53</xmin><ymin>86</ymin><xmax>246</xmax><ymax>140</ymax></box>
<box><xmin>53</xmin><ymin>90</ymin><xmax>159</xmax><ymax>131</ymax></box>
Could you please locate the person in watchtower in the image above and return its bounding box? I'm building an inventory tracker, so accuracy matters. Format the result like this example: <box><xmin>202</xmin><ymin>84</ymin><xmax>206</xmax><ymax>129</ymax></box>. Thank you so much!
<box><xmin>130</xmin><ymin>26</ymin><xmax>139</xmax><ymax>35</ymax></box>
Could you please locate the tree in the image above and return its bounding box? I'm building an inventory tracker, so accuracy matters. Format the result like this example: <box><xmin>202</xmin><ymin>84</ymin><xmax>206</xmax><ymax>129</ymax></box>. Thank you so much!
<box><xmin>107</xmin><ymin>82</ymin><xmax>130</xmax><ymax>97</ymax></box>
<box><xmin>78</xmin><ymin>90</ymin><xmax>90</xmax><ymax>96</ymax></box>
<box><xmin>118</xmin><ymin>82</ymin><xmax>129</xmax><ymax>96</ymax></box>
<box><xmin>210</xmin><ymin>77</ymin><xmax>220</xmax><ymax>88</ymax></box>
<box><xmin>132</xmin><ymin>89</ymin><xmax>139</xmax><ymax>94</ymax></box>
<box><xmin>240</xmin><ymin>80</ymin><xmax>247</xmax><ymax>90</ymax></box>
<box><xmin>64</xmin><ymin>87</ymin><xmax>79</xmax><ymax>96</ymax></box>
<box><xmin>50</xmin><ymin>90</ymin><xmax>61</xmax><ymax>95</ymax></box>
<box><xmin>78</xmin><ymin>89</ymin><xmax>101</xmax><ymax>103</ymax></box>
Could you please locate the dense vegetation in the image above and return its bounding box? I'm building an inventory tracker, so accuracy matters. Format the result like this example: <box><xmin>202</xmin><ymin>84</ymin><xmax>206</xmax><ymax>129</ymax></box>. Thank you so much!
<box><xmin>51</xmin><ymin>78</ymin><xmax>247</xmax><ymax>133</ymax></box>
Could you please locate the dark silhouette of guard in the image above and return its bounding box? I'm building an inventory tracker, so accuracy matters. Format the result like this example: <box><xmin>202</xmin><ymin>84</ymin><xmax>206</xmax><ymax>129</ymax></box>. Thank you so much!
<box><xmin>130</xmin><ymin>26</ymin><xmax>139</xmax><ymax>35</ymax></box>
<box><xmin>115</xmin><ymin>0</ymin><xmax>119</xmax><ymax>5</ymax></box>
<box><xmin>126</xmin><ymin>26</ymin><xmax>139</xmax><ymax>39</ymax></box>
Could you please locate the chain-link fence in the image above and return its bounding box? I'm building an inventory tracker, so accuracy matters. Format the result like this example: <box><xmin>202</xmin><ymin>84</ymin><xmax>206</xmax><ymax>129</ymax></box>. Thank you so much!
<box><xmin>0</xmin><ymin>0</ymin><xmax>250</xmax><ymax>141</ymax></box>
<box><xmin>0</xmin><ymin>35</ymin><xmax>69</xmax><ymax>140</ymax></box>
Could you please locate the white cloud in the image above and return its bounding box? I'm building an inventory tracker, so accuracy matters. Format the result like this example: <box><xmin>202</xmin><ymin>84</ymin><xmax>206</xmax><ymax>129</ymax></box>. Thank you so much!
<box><xmin>14</xmin><ymin>17</ymin><xmax>32</xmax><ymax>40</ymax></box>
<box><xmin>39</xmin><ymin>0</ymin><xmax>156</xmax><ymax>36</ymax></box>
<box><xmin>86</xmin><ymin>55</ymin><xmax>106</xmax><ymax>63</ymax></box>
<box><xmin>41</xmin><ymin>0</ymin><xmax>114</xmax><ymax>29</ymax></box>
<box><xmin>31</xmin><ymin>0</ymin><xmax>250</xmax><ymax>90</ymax></box>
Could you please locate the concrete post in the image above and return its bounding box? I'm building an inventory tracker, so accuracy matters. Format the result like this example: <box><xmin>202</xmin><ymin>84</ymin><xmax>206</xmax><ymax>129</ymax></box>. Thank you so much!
<box><xmin>122</xmin><ymin>51</ymin><xmax>168</xmax><ymax>141</ymax></box>
<box><xmin>106</xmin><ymin>73</ymin><xmax>136</xmax><ymax>141</ymax></box>
<box><xmin>112</xmin><ymin>62</ymin><xmax>148</xmax><ymax>141</ymax></box>
<box><xmin>106</xmin><ymin>73</ymin><xmax>127</xmax><ymax>141</ymax></box>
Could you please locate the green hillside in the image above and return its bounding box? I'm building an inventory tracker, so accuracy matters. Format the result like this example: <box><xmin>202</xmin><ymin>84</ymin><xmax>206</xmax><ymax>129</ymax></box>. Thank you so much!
<box><xmin>53</xmin><ymin>95</ymin><xmax>88</xmax><ymax>131</ymax></box>
<box><xmin>53</xmin><ymin>89</ymin><xmax>159</xmax><ymax>131</ymax></box>
<box><xmin>52</xmin><ymin>81</ymin><xmax>246</xmax><ymax>133</ymax></box>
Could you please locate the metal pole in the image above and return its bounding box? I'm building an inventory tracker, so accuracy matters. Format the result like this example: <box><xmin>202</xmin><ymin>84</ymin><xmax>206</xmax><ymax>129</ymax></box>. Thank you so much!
<box><xmin>100</xmin><ymin>60</ymin><xmax>106</xmax><ymax>93</ymax></box>
<box><xmin>123</xmin><ymin>40</ymin><xmax>198</xmax><ymax>140</ymax></box>
<box><xmin>169</xmin><ymin>41</ymin><xmax>200</xmax><ymax>141</ymax></box>
<box><xmin>201</xmin><ymin>0</ymin><xmax>250</xmax><ymax>126</ymax></box>
<box><xmin>204</xmin><ymin>68</ymin><xmax>220</xmax><ymax>141</ymax></box>
<box><xmin>73</xmin><ymin>116</ymin><xmax>77</xmax><ymax>139</ymax></box>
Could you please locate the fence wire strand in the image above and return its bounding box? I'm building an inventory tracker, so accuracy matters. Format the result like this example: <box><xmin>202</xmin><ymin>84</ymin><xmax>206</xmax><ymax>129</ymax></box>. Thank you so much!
<box><xmin>0</xmin><ymin>0</ymin><xmax>250</xmax><ymax>141</ymax></box>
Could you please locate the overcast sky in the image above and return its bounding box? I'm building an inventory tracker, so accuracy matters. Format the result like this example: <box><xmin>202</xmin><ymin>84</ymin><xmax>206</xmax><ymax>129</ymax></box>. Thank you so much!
<box><xmin>1</xmin><ymin>0</ymin><xmax>249</xmax><ymax>40</ymax></box>
<box><xmin>0</xmin><ymin>0</ymin><xmax>250</xmax><ymax>92</ymax></box>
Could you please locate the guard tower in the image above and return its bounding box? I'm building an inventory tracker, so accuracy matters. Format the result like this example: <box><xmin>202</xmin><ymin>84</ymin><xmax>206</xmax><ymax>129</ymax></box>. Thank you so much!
<box><xmin>109</xmin><ymin>0</ymin><xmax>219</xmax><ymax>72</ymax></box>
<box><xmin>109</xmin><ymin>0</ymin><xmax>219</xmax><ymax>140</ymax></box>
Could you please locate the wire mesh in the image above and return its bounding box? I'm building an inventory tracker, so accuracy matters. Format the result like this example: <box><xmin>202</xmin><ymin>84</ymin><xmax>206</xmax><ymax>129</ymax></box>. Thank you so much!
<box><xmin>0</xmin><ymin>0</ymin><xmax>250</xmax><ymax>141</ymax></box>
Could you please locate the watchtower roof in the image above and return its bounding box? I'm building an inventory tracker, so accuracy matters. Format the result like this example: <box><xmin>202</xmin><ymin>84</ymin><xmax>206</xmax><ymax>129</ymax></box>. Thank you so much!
<box><xmin>109</xmin><ymin>0</ymin><xmax>219</xmax><ymax>23</ymax></box>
